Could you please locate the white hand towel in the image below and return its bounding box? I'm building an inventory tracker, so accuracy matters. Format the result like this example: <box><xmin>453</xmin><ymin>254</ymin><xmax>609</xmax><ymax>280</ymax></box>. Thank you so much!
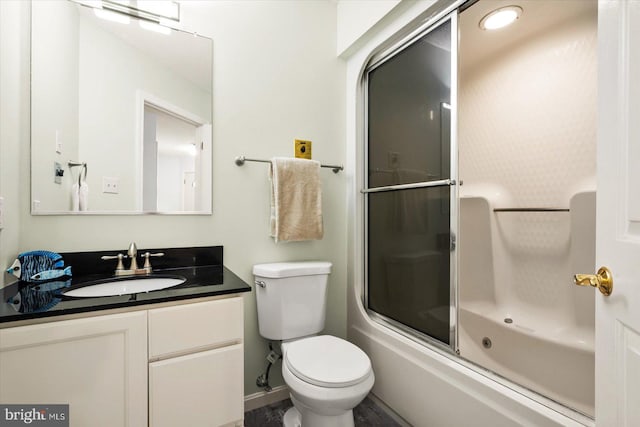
<box><xmin>79</xmin><ymin>181</ymin><xmax>89</xmax><ymax>211</ymax></box>
<box><xmin>71</xmin><ymin>183</ymin><xmax>80</xmax><ymax>212</ymax></box>
<box><xmin>269</xmin><ymin>157</ymin><xmax>323</xmax><ymax>242</ymax></box>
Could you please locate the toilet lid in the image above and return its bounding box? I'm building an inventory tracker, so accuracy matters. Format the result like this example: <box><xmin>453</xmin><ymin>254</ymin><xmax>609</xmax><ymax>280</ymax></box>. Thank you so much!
<box><xmin>284</xmin><ymin>335</ymin><xmax>372</xmax><ymax>388</ymax></box>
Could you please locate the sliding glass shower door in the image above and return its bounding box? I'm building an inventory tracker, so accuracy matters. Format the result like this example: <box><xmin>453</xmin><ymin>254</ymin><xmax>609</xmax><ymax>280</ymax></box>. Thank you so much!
<box><xmin>363</xmin><ymin>14</ymin><xmax>458</xmax><ymax>349</ymax></box>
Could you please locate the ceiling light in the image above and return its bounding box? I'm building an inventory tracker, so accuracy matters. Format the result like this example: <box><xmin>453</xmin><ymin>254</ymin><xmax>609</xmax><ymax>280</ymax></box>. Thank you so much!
<box><xmin>479</xmin><ymin>6</ymin><xmax>522</xmax><ymax>31</ymax></box>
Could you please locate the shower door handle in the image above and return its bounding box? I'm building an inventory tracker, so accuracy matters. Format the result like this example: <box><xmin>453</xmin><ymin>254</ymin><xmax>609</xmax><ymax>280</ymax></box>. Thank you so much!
<box><xmin>574</xmin><ymin>266</ymin><xmax>613</xmax><ymax>296</ymax></box>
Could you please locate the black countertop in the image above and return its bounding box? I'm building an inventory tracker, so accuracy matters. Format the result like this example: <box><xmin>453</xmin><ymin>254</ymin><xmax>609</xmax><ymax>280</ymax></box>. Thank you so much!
<box><xmin>1</xmin><ymin>246</ymin><xmax>251</xmax><ymax>325</ymax></box>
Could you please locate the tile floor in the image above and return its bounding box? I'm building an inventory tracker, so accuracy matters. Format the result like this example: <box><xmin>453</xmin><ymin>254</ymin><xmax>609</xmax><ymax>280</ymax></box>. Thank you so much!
<box><xmin>244</xmin><ymin>397</ymin><xmax>401</xmax><ymax>427</ymax></box>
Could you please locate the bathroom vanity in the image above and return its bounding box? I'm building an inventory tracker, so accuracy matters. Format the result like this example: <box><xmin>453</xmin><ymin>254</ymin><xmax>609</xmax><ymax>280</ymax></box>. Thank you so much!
<box><xmin>0</xmin><ymin>246</ymin><xmax>250</xmax><ymax>427</ymax></box>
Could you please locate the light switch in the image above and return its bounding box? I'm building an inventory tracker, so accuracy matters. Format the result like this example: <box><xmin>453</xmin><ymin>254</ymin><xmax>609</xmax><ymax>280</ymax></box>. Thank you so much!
<box><xmin>55</xmin><ymin>130</ymin><xmax>63</xmax><ymax>154</ymax></box>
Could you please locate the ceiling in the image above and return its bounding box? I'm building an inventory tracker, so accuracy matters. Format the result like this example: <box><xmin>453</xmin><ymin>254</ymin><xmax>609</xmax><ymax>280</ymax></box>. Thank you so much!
<box><xmin>459</xmin><ymin>0</ymin><xmax>597</xmax><ymax>71</ymax></box>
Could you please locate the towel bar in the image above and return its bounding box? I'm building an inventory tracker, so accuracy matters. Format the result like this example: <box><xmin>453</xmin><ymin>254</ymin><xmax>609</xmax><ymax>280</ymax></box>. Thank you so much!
<box><xmin>234</xmin><ymin>156</ymin><xmax>343</xmax><ymax>173</ymax></box>
<box><xmin>68</xmin><ymin>161</ymin><xmax>88</xmax><ymax>186</ymax></box>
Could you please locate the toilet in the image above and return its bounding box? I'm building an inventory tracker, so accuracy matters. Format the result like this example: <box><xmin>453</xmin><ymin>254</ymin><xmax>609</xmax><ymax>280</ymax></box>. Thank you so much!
<box><xmin>254</xmin><ymin>261</ymin><xmax>375</xmax><ymax>427</ymax></box>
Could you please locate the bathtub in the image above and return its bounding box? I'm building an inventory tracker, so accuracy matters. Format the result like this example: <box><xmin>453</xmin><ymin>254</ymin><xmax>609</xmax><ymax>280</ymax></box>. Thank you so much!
<box><xmin>458</xmin><ymin>305</ymin><xmax>594</xmax><ymax>417</ymax></box>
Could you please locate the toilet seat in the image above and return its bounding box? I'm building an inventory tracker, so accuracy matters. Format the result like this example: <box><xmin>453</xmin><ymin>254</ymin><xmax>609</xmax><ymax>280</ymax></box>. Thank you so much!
<box><xmin>284</xmin><ymin>335</ymin><xmax>372</xmax><ymax>388</ymax></box>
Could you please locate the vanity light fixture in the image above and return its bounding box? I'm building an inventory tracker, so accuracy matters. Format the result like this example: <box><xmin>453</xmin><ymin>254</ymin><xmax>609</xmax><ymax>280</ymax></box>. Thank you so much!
<box><xmin>138</xmin><ymin>1</ymin><xmax>180</xmax><ymax>22</ymax></box>
<box><xmin>479</xmin><ymin>5</ymin><xmax>523</xmax><ymax>30</ymax></box>
<box><xmin>77</xmin><ymin>0</ymin><xmax>180</xmax><ymax>25</ymax></box>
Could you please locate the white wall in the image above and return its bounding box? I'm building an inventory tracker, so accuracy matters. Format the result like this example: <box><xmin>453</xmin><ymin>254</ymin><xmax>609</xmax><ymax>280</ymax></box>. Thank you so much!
<box><xmin>30</xmin><ymin>1</ymin><xmax>80</xmax><ymax>211</ymax></box>
<box><xmin>0</xmin><ymin>0</ymin><xmax>346</xmax><ymax>397</ymax></box>
<box><xmin>0</xmin><ymin>1</ymin><xmax>29</xmax><ymax>287</ymax></box>
<box><xmin>336</xmin><ymin>0</ymin><xmax>401</xmax><ymax>56</ymax></box>
<box><xmin>459</xmin><ymin>9</ymin><xmax>597</xmax><ymax>210</ymax></box>
<box><xmin>345</xmin><ymin>1</ymin><xmax>589</xmax><ymax>425</ymax></box>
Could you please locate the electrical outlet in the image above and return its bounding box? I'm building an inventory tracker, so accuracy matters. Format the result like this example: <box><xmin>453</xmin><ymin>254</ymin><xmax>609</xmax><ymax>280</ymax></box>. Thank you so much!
<box><xmin>102</xmin><ymin>176</ymin><xmax>119</xmax><ymax>194</ymax></box>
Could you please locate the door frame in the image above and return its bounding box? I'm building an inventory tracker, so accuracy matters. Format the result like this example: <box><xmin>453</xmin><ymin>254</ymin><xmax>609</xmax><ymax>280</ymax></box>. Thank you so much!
<box><xmin>134</xmin><ymin>90</ymin><xmax>208</xmax><ymax>212</ymax></box>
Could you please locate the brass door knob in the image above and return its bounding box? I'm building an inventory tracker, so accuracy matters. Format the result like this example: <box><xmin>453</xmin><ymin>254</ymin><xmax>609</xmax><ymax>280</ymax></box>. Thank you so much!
<box><xmin>574</xmin><ymin>266</ymin><xmax>613</xmax><ymax>296</ymax></box>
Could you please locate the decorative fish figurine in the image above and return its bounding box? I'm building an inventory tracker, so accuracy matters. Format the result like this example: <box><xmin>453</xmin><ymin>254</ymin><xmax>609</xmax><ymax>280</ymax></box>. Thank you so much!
<box><xmin>6</xmin><ymin>280</ymin><xmax>71</xmax><ymax>314</ymax></box>
<box><xmin>6</xmin><ymin>250</ymin><xmax>64</xmax><ymax>281</ymax></box>
<box><xmin>30</xmin><ymin>266</ymin><xmax>72</xmax><ymax>282</ymax></box>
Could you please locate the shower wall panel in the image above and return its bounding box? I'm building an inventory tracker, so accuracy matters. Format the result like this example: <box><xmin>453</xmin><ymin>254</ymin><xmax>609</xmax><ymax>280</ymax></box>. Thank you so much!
<box><xmin>459</xmin><ymin>6</ymin><xmax>597</xmax><ymax>319</ymax></box>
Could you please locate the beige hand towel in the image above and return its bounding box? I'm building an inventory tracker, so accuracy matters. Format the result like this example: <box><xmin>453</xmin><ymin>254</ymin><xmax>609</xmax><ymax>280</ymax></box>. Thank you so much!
<box><xmin>392</xmin><ymin>168</ymin><xmax>430</xmax><ymax>233</ymax></box>
<box><xmin>270</xmin><ymin>157</ymin><xmax>323</xmax><ymax>242</ymax></box>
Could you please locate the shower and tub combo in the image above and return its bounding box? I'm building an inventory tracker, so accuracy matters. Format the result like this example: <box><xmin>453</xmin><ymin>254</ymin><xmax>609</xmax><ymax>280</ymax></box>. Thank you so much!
<box><xmin>354</xmin><ymin>0</ymin><xmax>597</xmax><ymax>424</ymax></box>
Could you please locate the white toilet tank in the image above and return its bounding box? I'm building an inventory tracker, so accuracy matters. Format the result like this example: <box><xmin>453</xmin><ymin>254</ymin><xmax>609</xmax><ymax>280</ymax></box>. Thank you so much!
<box><xmin>254</xmin><ymin>261</ymin><xmax>332</xmax><ymax>341</ymax></box>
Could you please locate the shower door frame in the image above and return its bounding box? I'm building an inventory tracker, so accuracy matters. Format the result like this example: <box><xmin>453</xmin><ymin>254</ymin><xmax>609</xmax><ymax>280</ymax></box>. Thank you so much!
<box><xmin>361</xmin><ymin>11</ymin><xmax>460</xmax><ymax>354</ymax></box>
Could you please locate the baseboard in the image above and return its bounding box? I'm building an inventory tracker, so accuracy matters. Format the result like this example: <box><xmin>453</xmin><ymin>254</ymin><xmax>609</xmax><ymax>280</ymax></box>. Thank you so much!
<box><xmin>244</xmin><ymin>385</ymin><xmax>290</xmax><ymax>412</ymax></box>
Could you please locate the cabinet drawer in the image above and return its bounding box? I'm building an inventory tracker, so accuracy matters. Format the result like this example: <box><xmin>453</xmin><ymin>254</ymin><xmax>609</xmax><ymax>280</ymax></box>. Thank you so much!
<box><xmin>149</xmin><ymin>344</ymin><xmax>243</xmax><ymax>427</ymax></box>
<box><xmin>148</xmin><ymin>297</ymin><xmax>242</xmax><ymax>359</ymax></box>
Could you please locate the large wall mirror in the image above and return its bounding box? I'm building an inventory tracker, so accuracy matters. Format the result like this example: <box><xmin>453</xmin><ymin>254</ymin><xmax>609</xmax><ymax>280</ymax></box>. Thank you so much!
<box><xmin>31</xmin><ymin>0</ymin><xmax>213</xmax><ymax>215</ymax></box>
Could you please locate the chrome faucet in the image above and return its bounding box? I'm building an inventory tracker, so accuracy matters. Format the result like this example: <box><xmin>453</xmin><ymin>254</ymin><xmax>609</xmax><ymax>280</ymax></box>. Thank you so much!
<box><xmin>101</xmin><ymin>242</ymin><xmax>164</xmax><ymax>276</ymax></box>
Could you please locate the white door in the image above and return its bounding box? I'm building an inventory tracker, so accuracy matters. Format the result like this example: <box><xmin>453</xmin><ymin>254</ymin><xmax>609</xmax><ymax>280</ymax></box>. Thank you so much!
<box><xmin>594</xmin><ymin>1</ymin><xmax>640</xmax><ymax>425</ymax></box>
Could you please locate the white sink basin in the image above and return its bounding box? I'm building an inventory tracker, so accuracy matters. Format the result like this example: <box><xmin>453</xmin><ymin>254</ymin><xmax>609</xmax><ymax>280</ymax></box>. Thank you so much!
<box><xmin>63</xmin><ymin>276</ymin><xmax>186</xmax><ymax>298</ymax></box>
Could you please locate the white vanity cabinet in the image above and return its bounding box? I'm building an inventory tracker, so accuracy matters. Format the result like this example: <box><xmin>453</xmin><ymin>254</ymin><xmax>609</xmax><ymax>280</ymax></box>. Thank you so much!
<box><xmin>0</xmin><ymin>311</ymin><xmax>148</xmax><ymax>427</ymax></box>
<box><xmin>148</xmin><ymin>297</ymin><xmax>244</xmax><ymax>427</ymax></box>
<box><xmin>0</xmin><ymin>295</ymin><xmax>244</xmax><ymax>427</ymax></box>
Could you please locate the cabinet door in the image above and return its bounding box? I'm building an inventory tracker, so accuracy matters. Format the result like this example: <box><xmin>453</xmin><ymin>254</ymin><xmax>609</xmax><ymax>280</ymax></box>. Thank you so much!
<box><xmin>0</xmin><ymin>311</ymin><xmax>148</xmax><ymax>427</ymax></box>
<box><xmin>149</xmin><ymin>344</ymin><xmax>243</xmax><ymax>427</ymax></box>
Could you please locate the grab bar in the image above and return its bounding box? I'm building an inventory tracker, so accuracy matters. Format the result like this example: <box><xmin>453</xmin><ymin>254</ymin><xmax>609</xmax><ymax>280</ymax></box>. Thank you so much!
<box><xmin>493</xmin><ymin>208</ymin><xmax>570</xmax><ymax>212</ymax></box>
